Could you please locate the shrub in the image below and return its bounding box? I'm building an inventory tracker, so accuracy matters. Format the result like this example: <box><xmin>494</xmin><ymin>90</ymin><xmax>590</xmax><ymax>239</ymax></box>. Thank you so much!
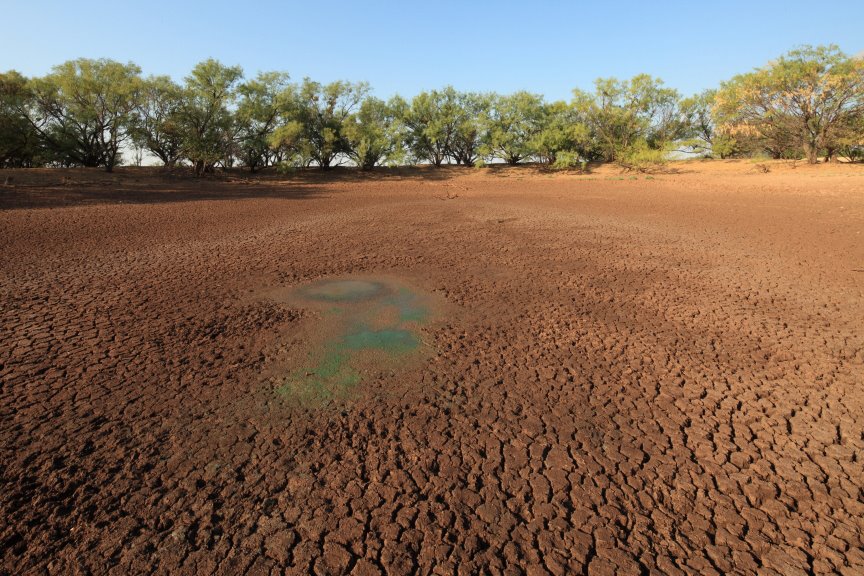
<box><xmin>616</xmin><ymin>141</ymin><xmax>669</xmax><ymax>172</ymax></box>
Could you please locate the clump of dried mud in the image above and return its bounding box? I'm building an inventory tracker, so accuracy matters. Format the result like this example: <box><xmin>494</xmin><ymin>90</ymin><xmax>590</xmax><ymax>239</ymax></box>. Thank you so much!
<box><xmin>1</xmin><ymin>161</ymin><xmax>863</xmax><ymax>574</ymax></box>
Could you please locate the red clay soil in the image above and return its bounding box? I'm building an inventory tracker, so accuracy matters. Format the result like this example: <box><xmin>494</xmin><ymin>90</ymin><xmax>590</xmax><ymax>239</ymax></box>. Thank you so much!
<box><xmin>1</xmin><ymin>161</ymin><xmax>863</xmax><ymax>575</ymax></box>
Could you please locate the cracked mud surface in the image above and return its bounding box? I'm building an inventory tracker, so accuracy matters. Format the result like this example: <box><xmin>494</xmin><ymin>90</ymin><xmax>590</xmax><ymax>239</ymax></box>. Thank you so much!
<box><xmin>1</xmin><ymin>162</ymin><xmax>863</xmax><ymax>575</ymax></box>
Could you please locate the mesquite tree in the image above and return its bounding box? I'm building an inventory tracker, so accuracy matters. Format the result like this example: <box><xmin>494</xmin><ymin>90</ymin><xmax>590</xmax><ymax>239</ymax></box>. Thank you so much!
<box><xmin>236</xmin><ymin>71</ymin><xmax>294</xmax><ymax>171</ymax></box>
<box><xmin>177</xmin><ymin>59</ymin><xmax>243</xmax><ymax>175</ymax></box>
<box><xmin>571</xmin><ymin>75</ymin><xmax>684</xmax><ymax>163</ymax></box>
<box><xmin>269</xmin><ymin>79</ymin><xmax>368</xmax><ymax>169</ymax></box>
<box><xmin>714</xmin><ymin>45</ymin><xmax>864</xmax><ymax>163</ymax></box>
<box><xmin>344</xmin><ymin>96</ymin><xmax>406</xmax><ymax>170</ymax></box>
<box><xmin>401</xmin><ymin>87</ymin><xmax>462</xmax><ymax>167</ymax></box>
<box><xmin>483</xmin><ymin>91</ymin><xmax>546</xmax><ymax>164</ymax></box>
<box><xmin>0</xmin><ymin>70</ymin><xmax>42</xmax><ymax>168</ymax></box>
<box><xmin>131</xmin><ymin>75</ymin><xmax>185</xmax><ymax>167</ymax></box>
<box><xmin>26</xmin><ymin>59</ymin><xmax>142</xmax><ymax>171</ymax></box>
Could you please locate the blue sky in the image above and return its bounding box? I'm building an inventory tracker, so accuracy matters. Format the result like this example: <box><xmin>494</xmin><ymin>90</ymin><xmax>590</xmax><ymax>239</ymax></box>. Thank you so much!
<box><xmin>2</xmin><ymin>1</ymin><xmax>862</xmax><ymax>101</ymax></box>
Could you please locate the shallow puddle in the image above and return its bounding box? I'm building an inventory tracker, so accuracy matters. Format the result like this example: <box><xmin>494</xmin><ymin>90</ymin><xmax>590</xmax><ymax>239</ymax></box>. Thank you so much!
<box><xmin>264</xmin><ymin>276</ymin><xmax>442</xmax><ymax>402</ymax></box>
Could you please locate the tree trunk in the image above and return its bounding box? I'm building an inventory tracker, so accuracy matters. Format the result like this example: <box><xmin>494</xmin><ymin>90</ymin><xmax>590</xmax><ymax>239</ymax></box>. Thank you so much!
<box><xmin>105</xmin><ymin>150</ymin><xmax>116</xmax><ymax>172</ymax></box>
<box><xmin>803</xmin><ymin>140</ymin><xmax>818</xmax><ymax>164</ymax></box>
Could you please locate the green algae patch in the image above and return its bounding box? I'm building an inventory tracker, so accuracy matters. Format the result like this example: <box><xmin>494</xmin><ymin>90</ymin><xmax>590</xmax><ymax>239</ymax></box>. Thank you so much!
<box><xmin>277</xmin><ymin>349</ymin><xmax>361</xmax><ymax>401</ymax></box>
<box><xmin>266</xmin><ymin>276</ymin><xmax>444</xmax><ymax>403</ymax></box>
<box><xmin>384</xmin><ymin>288</ymin><xmax>429</xmax><ymax>323</ymax></box>
<box><xmin>343</xmin><ymin>328</ymin><xmax>419</xmax><ymax>353</ymax></box>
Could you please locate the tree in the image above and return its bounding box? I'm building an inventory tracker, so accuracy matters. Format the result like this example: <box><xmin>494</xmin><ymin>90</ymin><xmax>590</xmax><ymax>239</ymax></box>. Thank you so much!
<box><xmin>449</xmin><ymin>92</ymin><xmax>491</xmax><ymax>166</ymax></box>
<box><xmin>483</xmin><ymin>91</ymin><xmax>545</xmax><ymax>164</ymax></box>
<box><xmin>343</xmin><ymin>96</ymin><xmax>405</xmax><ymax>170</ymax></box>
<box><xmin>178</xmin><ymin>59</ymin><xmax>243</xmax><ymax>175</ymax></box>
<box><xmin>270</xmin><ymin>79</ymin><xmax>368</xmax><ymax>169</ymax></box>
<box><xmin>529</xmin><ymin>100</ymin><xmax>593</xmax><ymax>166</ymax></box>
<box><xmin>131</xmin><ymin>75</ymin><xmax>184</xmax><ymax>167</ymax></box>
<box><xmin>679</xmin><ymin>90</ymin><xmax>716</xmax><ymax>157</ymax></box>
<box><xmin>401</xmin><ymin>87</ymin><xmax>462</xmax><ymax>167</ymax></box>
<box><xmin>0</xmin><ymin>71</ymin><xmax>42</xmax><ymax>168</ymax></box>
<box><xmin>572</xmin><ymin>75</ymin><xmax>684</xmax><ymax>163</ymax></box>
<box><xmin>236</xmin><ymin>71</ymin><xmax>294</xmax><ymax>172</ymax></box>
<box><xmin>26</xmin><ymin>58</ymin><xmax>142</xmax><ymax>171</ymax></box>
<box><xmin>714</xmin><ymin>45</ymin><xmax>864</xmax><ymax>163</ymax></box>
<box><xmin>835</xmin><ymin>111</ymin><xmax>864</xmax><ymax>162</ymax></box>
<box><xmin>675</xmin><ymin>90</ymin><xmax>739</xmax><ymax>158</ymax></box>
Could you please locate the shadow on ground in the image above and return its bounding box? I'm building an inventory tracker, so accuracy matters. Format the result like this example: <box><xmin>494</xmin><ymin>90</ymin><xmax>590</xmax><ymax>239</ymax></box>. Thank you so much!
<box><xmin>0</xmin><ymin>166</ymin><xmax>485</xmax><ymax>210</ymax></box>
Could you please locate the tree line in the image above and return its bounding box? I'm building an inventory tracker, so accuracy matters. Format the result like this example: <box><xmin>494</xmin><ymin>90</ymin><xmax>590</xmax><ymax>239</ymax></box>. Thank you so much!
<box><xmin>1</xmin><ymin>45</ymin><xmax>862</xmax><ymax>172</ymax></box>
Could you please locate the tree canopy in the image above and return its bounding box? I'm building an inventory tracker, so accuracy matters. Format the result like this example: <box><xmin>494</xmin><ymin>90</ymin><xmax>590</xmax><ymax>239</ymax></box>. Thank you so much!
<box><xmin>715</xmin><ymin>45</ymin><xmax>864</xmax><ymax>163</ymax></box>
<box><xmin>274</xmin><ymin>79</ymin><xmax>369</xmax><ymax>169</ymax></box>
<box><xmin>1</xmin><ymin>45</ymin><xmax>863</xmax><ymax>172</ymax></box>
<box><xmin>25</xmin><ymin>59</ymin><xmax>143</xmax><ymax>171</ymax></box>
<box><xmin>177</xmin><ymin>59</ymin><xmax>243</xmax><ymax>175</ymax></box>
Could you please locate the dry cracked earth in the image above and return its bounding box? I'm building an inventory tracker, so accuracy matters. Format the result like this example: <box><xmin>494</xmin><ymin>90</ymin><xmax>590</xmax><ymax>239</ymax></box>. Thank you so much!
<box><xmin>1</xmin><ymin>162</ymin><xmax>863</xmax><ymax>575</ymax></box>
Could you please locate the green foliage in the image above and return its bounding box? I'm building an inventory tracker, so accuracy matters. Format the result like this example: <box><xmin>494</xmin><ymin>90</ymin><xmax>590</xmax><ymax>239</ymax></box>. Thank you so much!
<box><xmin>2</xmin><ymin>44</ymin><xmax>862</xmax><ymax>172</ymax></box>
<box><xmin>401</xmin><ymin>87</ymin><xmax>461</xmax><ymax>167</ymax></box>
<box><xmin>531</xmin><ymin>101</ymin><xmax>592</xmax><ymax>165</ymax></box>
<box><xmin>483</xmin><ymin>91</ymin><xmax>545</xmax><ymax>164</ymax></box>
<box><xmin>572</xmin><ymin>74</ymin><xmax>684</xmax><ymax>164</ymax></box>
<box><xmin>177</xmin><ymin>59</ymin><xmax>244</xmax><ymax>175</ymax></box>
<box><xmin>677</xmin><ymin>89</ymin><xmax>749</xmax><ymax>159</ymax></box>
<box><xmin>131</xmin><ymin>75</ymin><xmax>184</xmax><ymax>167</ymax></box>
<box><xmin>678</xmin><ymin>90</ymin><xmax>715</xmax><ymax>157</ymax></box>
<box><xmin>835</xmin><ymin>111</ymin><xmax>864</xmax><ymax>161</ymax></box>
<box><xmin>0</xmin><ymin>71</ymin><xmax>42</xmax><ymax>168</ymax></box>
<box><xmin>616</xmin><ymin>140</ymin><xmax>670</xmax><ymax>172</ymax></box>
<box><xmin>710</xmin><ymin>134</ymin><xmax>742</xmax><ymax>159</ymax></box>
<box><xmin>400</xmin><ymin>88</ymin><xmax>494</xmax><ymax>167</ymax></box>
<box><xmin>714</xmin><ymin>45</ymin><xmax>864</xmax><ymax>163</ymax></box>
<box><xmin>270</xmin><ymin>79</ymin><xmax>368</xmax><ymax>169</ymax></box>
<box><xmin>236</xmin><ymin>71</ymin><xmax>293</xmax><ymax>172</ymax></box>
<box><xmin>343</xmin><ymin>96</ymin><xmax>405</xmax><ymax>170</ymax></box>
<box><xmin>550</xmin><ymin>151</ymin><xmax>582</xmax><ymax>170</ymax></box>
<box><xmin>27</xmin><ymin>58</ymin><xmax>143</xmax><ymax>171</ymax></box>
<box><xmin>449</xmin><ymin>92</ymin><xmax>491</xmax><ymax>166</ymax></box>
<box><xmin>268</xmin><ymin>121</ymin><xmax>305</xmax><ymax>168</ymax></box>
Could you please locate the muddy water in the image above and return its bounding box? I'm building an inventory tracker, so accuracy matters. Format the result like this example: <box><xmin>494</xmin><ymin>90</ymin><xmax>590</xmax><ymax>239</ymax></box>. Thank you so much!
<box><xmin>266</xmin><ymin>277</ymin><xmax>443</xmax><ymax>401</ymax></box>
